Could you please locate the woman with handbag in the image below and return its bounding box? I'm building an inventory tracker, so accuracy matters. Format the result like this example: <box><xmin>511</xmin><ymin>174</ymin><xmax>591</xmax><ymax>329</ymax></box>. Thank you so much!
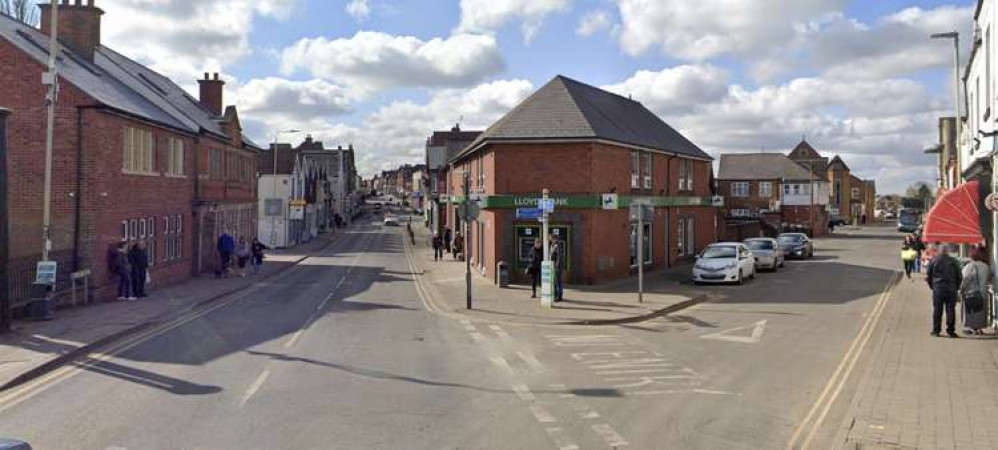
<box><xmin>960</xmin><ymin>248</ymin><xmax>990</xmax><ymax>334</ymax></box>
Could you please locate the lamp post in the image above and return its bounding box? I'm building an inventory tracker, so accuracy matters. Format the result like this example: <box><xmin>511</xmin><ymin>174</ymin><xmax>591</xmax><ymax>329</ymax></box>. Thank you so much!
<box><xmin>270</xmin><ymin>129</ymin><xmax>301</xmax><ymax>247</ymax></box>
<box><xmin>41</xmin><ymin>0</ymin><xmax>60</xmax><ymax>262</ymax></box>
<box><xmin>930</xmin><ymin>31</ymin><xmax>961</xmax><ymax>189</ymax></box>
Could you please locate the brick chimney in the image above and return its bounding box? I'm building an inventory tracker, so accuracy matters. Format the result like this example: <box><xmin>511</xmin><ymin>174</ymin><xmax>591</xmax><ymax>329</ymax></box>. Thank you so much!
<box><xmin>40</xmin><ymin>0</ymin><xmax>104</xmax><ymax>62</ymax></box>
<box><xmin>198</xmin><ymin>72</ymin><xmax>225</xmax><ymax>116</ymax></box>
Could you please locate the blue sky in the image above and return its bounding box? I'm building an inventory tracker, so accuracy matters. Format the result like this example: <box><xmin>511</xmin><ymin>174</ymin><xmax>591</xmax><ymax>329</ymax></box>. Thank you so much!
<box><xmin>94</xmin><ymin>0</ymin><xmax>977</xmax><ymax>194</ymax></box>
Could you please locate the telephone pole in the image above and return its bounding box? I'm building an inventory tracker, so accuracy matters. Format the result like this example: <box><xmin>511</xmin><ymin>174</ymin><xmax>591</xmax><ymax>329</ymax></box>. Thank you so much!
<box><xmin>41</xmin><ymin>0</ymin><xmax>60</xmax><ymax>262</ymax></box>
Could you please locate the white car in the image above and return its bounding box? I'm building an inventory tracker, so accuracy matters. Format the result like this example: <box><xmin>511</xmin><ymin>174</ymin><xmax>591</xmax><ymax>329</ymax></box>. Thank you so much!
<box><xmin>383</xmin><ymin>215</ymin><xmax>400</xmax><ymax>226</ymax></box>
<box><xmin>744</xmin><ymin>237</ymin><xmax>784</xmax><ymax>271</ymax></box>
<box><xmin>692</xmin><ymin>243</ymin><xmax>757</xmax><ymax>285</ymax></box>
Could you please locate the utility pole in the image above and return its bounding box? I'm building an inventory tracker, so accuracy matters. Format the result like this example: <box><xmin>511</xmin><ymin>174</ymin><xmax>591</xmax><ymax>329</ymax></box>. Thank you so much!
<box><xmin>637</xmin><ymin>202</ymin><xmax>644</xmax><ymax>303</ymax></box>
<box><xmin>1</xmin><ymin>108</ymin><xmax>11</xmax><ymax>333</ymax></box>
<box><xmin>463</xmin><ymin>171</ymin><xmax>472</xmax><ymax>309</ymax></box>
<box><xmin>41</xmin><ymin>0</ymin><xmax>60</xmax><ymax>262</ymax></box>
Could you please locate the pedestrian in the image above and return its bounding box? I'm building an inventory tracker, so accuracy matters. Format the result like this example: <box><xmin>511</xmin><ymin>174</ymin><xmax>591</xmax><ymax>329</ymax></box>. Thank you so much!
<box><xmin>127</xmin><ymin>239</ymin><xmax>149</xmax><ymax>298</ymax></box>
<box><xmin>444</xmin><ymin>227</ymin><xmax>453</xmax><ymax>254</ymax></box>
<box><xmin>407</xmin><ymin>220</ymin><xmax>415</xmax><ymax>245</ymax></box>
<box><xmin>861</xmin><ymin>213</ymin><xmax>867</xmax><ymax>225</ymax></box>
<box><xmin>913</xmin><ymin>233</ymin><xmax>926</xmax><ymax>273</ymax></box>
<box><xmin>926</xmin><ymin>244</ymin><xmax>962</xmax><ymax>338</ymax></box>
<box><xmin>251</xmin><ymin>238</ymin><xmax>268</xmax><ymax>274</ymax></box>
<box><xmin>960</xmin><ymin>247</ymin><xmax>990</xmax><ymax>334</ymax></box>
<box><xmin>901</xmin><ymin>244</ymin><xmax>917</xmax><ymax>280</ymax></box>
<box><xmin>529</xmin><ymin>239</ymin><xmax>543</xmax><ymax>298</ymax></box>
<box><xmin>550</xmin><ymin>235</ymin><xmax>565</xmax><ymax>301</ymax></box>
<box><xmin>217</xmin><ymin>230</ymin><xmax>235</xmax><ymax>278</ymax></box>
<box><xmin>432</xmin><ymin>233</ymin><xmax>443</xmax><ymax>261</ymax></box>
<box><xmin>236</xmin><ymin>237</ymin><xmax>251</xmax><ymax>277</ymax></box>
<box><xmin>453</xmin><ymin>230</ymin><xmax>464</xmax><ymax>260</ymax></box>
<box><xmin>113</xmin><ymin>241</ymin><xmax>134</xmax><ymax>301</ymax></box>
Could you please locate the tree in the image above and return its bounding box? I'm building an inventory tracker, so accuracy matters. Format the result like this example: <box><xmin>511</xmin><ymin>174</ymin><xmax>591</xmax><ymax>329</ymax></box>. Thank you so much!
<box><xmin>905</xmin><ymin>181</ymin><xmax>935</xmax><ymax>209</ymax></box>
<box><xmin>0</xmin><ymin>0</ymin><xmax>39</xmax><ymax>26</ymax></box>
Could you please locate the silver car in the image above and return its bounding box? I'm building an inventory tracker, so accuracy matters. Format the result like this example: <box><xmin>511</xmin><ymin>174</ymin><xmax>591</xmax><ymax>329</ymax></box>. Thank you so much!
<box><xmin>744</xmin><ymin>237</ymin><xmax>784</xmax><ymax>271</ymax></box>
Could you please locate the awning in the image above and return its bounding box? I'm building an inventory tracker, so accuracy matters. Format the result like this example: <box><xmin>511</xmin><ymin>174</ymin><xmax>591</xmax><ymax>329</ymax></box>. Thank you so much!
<box><xmin>922</xmin><ymin>180</ymin><xmax>984</xmax><ymax>244</ymax></box>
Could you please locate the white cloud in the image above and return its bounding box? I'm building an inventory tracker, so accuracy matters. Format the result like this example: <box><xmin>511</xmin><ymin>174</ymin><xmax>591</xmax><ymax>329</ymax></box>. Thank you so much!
<box><xmin>615</xmin><ymin>0</ymin><xmax>844</xmax><ymax>60</ymax></box>
<box><xmin>99</xmin><ymin>0</ymin><xmax>297</xmax><ymax>82</ymax></box>
<box><xmin>602</xmin><ymin>65</ymin><xmax>729</xmax><ymax>114</ymax></box>
<box><xmin>231</xmin><ymin>77</ymin><xmax>355</xmax><ymax>122</ymax></box>
<box><xmin>576</xmin><ymin>10</ymin><xmax>611</xmax><ymax>37</ymax></box>
<box><xmin>457</xmin><ymin>0</ymin><xmax>572</xmax><ymax>43</ymax></box>
<box><xmin>345</xmin><ymin>0</ymin><xmax>370</xmax><ymax>21</ymax></box>
<box><xmin>280</xmin><ymin>31</ymin><xmax>504</xmax><ymax>95</ymax></box>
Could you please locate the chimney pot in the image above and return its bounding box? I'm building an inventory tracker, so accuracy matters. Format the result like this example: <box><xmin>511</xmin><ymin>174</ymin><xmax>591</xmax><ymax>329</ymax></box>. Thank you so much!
<box><xmin>213</xmin><ymin>72</ymin><xmax>219</xmax><ymax>81</ymax></box>
<box><xmin>197</xmin><ymin>72</ymin><xmax>226</xmax><ymax>116</ymax></box>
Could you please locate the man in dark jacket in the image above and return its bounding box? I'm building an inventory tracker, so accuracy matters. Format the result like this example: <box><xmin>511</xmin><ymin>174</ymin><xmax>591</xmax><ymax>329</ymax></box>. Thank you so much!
<box><xmin>217</xmin><ymin>231</ymin><xmax>235</xmax><ymax>276</ymax></box>
<box><xmin>529</xmin><ymin>240</ymin><xmax>543</xmax><ymax>298</ymax></box>
<box><xmin>113</xmin><ymin>242</ymin><xmax>132</xmax><ymax>301</ymax></box>
<box><xmin>127</xmin><ymin>240</ymin><xmax>149</xmax><ymax>298</ymax></box>
<box><xmin>926</xmin><ymin>244</ymin><xmax>962</xmax><ymax>337</ymax></box>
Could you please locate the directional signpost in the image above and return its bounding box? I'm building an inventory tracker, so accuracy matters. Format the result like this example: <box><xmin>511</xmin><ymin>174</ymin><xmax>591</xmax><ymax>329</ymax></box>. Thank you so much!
<box><xmin>540</xmin><ymin>190</ymin><xmax>554</xmax><ymax>308</ymax></box>
<box><xmin>516</xmin><ymin>207</ymin><xmax>543</xmax><ymax>220</ymax></box>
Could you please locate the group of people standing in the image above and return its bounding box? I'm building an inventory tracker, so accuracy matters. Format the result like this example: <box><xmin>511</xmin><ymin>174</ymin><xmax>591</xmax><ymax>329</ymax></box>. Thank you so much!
<box><xmin>528</xmin><ymin>235</ymin><xmax>565</xmax><ymax>301</ymax></box>
<box><xmin>431</xmin><ymin>227</ymin><xmax>463</xmax><ymax>261</ymax></box>
<box><xmin>906</xmin><ymin>236</ymin><xmax>992</xmax><ymax>337</ymax></box>
<box><xmin>110</xmin><ymin>239</ymin><xmax>150</xmax><ymax>301</ymax></box>
<box><xmin>217</xmin><ymin>231</ymin><xmax>268</xmax><ymax>278</ymax></box>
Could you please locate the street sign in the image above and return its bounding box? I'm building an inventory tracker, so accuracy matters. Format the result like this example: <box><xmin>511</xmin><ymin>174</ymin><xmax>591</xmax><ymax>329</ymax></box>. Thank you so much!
<box><xmin>601</xmin><ymin>193</ymin><xmax>618</xmax><ymax>210</ymax></box>
<box><xmin>538</xmin><ymin>198</ymin><xmax>555</xmax><ymax>213</ymax></box>
<box><xmin>464</xmin><ymin>202</ymin><xmax>480</xmax><ymax>220</ymax></box>
<box><xmin>35</xmin><ymin>261</ymin><xmax>57</xmax><ymax>286</ymax></box>
<box><xmin>516</xmin><ymin>208</ymin><xmax>543</xmax><ymax>220</ymax></box>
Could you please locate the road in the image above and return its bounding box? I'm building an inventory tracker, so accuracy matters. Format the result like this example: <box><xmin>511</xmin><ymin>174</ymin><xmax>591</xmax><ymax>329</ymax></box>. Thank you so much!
<box><xmin>0</xmin><ymin>212</ymin><xmax>903</xmax><ymax>449</ymax></box>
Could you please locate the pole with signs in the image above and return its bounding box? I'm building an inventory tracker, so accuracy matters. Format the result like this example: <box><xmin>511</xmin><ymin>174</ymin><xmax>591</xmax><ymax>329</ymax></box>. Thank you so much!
<box><xmin>638</xmin><ymin>203</ymin><xmax>644</xmax><ymax>303</ymax></box>
<box><xmin>464</xmin><ymin>172</ymin><xmax>472</xmax><ymax>310</ymax></box>
<box><xmin>540</xmin><ymin>189</ymin><xmax>554</xmax><ymax>308</ymax></box>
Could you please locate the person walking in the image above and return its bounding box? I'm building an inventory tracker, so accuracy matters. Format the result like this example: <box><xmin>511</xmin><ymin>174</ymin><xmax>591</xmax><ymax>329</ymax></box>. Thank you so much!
<box><xmin>913</xmin><ymin>233</ymin><xmax>926</xmax><ymax>273</ymax></box>
<box><xmin>926</xmin><ymin>244</ymin><xmax>962</xmax><ymax>338</ymax></box>
<box><xmin>444</xmin><ymin>227</ymin><xmax>453</xmax><ymax>254</ymax></box>
<box><xmin>901</xmin><ymin>244</ymin><xmax>917</xmax><ymax>280</ymax></box>
<box><xmin>529</xmin><ymin>240</ymin><xmax>543</xmax><ymax>298</ymax></box>
<box><xmin>217</xmin><ymin>230</ymin><xmax>235</xmax><ymax>277</ymax></box>
<box><xmin>960</xmin><ymin>247</ymin><xmax>990</xmax><ymax>334</ymax></box>
<box><xmin>432</xmin><ymin>233</ymin><xmax>444</xmax><ymax>261</ymax></box>
<box><xmin>127</xmin><ymin>239</ymin><xmax>149</xmax><ymax>298</ymax></box>
<box><xmin>550</xmin><ymin>235</ymin><xmax>565</xmax><ymax>301</ymax></box>
<box><xmin>251</xmin><ymin>238</ymin><xmax>268</xmax><ymax>274</ymax></box>
<box><xmin>453</xmin><ymin>230</ymin><xmax>464</xmax><ymax>260</ymax></box>
<box><xmin>236</xmin><ymin>237</ymin><xmax>252</xmax><ymax>277</ymax></box>
<box><xmin>407</xmin><ymin>220</ymin><xmax>415</xmax><ymax>245</ymax></box>
<box><xmin>113</xmin><ymin>242</ymin><xmax>134</xmax><ymax>301</ymax></box>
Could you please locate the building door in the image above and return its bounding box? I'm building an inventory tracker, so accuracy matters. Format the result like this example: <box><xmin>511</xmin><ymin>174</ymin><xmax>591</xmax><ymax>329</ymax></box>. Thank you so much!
<box><xmin>513</xmin><ymin>224</ymin><xmax>571</xmax><ymax>280</ymax></box>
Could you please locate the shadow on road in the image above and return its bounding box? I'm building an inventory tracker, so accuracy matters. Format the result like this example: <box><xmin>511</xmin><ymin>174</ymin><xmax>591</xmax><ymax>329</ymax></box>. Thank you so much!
<box><xmin>76</xmin><ymin>360</ymin><xmax>222</xmax><ymax>395</ymax></box>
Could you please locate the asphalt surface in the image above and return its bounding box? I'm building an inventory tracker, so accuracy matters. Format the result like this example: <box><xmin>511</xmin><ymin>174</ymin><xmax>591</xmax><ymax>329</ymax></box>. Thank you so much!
<box><xmin>0</xmin><ymin>209</ymin><xmax>903</xmax><ymax>450</ymax></box>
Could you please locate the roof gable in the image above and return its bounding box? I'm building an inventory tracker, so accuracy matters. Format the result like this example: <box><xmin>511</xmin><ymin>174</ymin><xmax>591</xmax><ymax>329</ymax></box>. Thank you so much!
<box><xmin>787</xmin><ymin>140</ymin><xmax>821</xmax><ymax>159</ymax></box>
<box><xmin>827</xmin><ymin>155</ymin><xmax>850</xmax><ymax>172</ymax></box>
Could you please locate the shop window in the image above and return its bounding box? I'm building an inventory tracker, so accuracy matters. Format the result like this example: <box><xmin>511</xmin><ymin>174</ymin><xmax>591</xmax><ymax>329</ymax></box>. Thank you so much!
<box><xmin>630</xmin><ymin>221</ymin><xmax>652</xmax><ymax>267</ymax></box>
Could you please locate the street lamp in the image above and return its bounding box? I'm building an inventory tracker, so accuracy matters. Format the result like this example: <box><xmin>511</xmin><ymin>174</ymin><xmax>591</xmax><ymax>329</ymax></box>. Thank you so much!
<box><xmin>270</xmin><ymin>129</ymin><xmax>301</xmax><ymax>247</ymax></box>
<box><xmin>930</xmin><ymin>31</ymin><xmax>961</xmax><ymax>189</ymax></box>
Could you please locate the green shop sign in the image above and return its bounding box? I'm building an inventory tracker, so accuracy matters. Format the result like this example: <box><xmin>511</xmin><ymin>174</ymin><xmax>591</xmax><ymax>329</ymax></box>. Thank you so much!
<box><xmin>443</xmin><ymin>194</ymin><xmax>716</xmax><ymax>209</ymax></box>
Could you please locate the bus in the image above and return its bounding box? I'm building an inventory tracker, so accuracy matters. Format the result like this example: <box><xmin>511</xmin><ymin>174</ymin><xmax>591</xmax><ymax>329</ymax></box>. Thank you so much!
<box><xmin>897</xmin><ymin>198</ymin><xmax>923</xmax><ymax>233</ymax></box>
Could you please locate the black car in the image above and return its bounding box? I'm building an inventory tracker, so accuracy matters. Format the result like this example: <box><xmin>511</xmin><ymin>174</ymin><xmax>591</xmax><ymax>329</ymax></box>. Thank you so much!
<box><xmin>777</xmin><ymin>233</ymin><xmax>813</xmax><ymax>258</ymax></box>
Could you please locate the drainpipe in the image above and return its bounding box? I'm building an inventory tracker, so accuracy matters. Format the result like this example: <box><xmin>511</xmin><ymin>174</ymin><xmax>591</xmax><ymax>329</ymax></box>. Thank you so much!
<box><xmin>0</xmin><ymin>108</ymin><xmax>10</xmax><ymax>333</ymax></box>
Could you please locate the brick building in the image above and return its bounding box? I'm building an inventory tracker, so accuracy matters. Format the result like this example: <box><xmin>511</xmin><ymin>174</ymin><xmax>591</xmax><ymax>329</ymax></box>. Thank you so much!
<box><xmin>0</xmin><ymin>2</ymin><xmax>260</xmax><ymax>303</ymax></box>
<box><xmin>716</xmin><ymin>153</ymin><xmax>830</xmax><ymax>239</ymax></box>
<box><xmin>445</xmin><ymin>75</ymin><xmax>717</xmax><ymax>285</ymax></box>
<box><xmin>425</xmin><ymin>125</ymin><xmax>482</xmax><ymax>234</ymax></box>
<box><xmin>787</xmin><ymin>140</ymin><xmax>876</xmax><ymax>223</ymax></box>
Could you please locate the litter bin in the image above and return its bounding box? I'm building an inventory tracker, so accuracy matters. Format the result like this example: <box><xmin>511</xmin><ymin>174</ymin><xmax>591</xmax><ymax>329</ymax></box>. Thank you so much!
<box><xmin>29</xmin><ymin>283</ymin><xmax>54</xmax><ymax>321</ymax></box>
<box><xmin>497</xmin><ymin>261</ymin><xmax>510</xmax><ymax>288</ymax></box>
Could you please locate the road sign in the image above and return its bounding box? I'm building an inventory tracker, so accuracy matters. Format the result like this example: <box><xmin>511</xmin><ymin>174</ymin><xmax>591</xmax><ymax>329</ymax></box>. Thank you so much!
<box><xmin>464</xmin><ymin>202</ymin><xmax>480</xmax><ymax>220</ymax></box>
<box><xmin>35</xmin><ymin>261</ymin><xmax>57</xmax><ymax>286</ymax></box>
<box><xmin>538</xmin><ymin>198</ymin><xmax>555</xmax><ymax>213</ymax></box>
<box><xmin>516</xmin><ymin>208</ymin><xmax>544</xmax><ymax>220</ymax></box>
<box><xmin>601</xmin><ymin>193</ymin><xmax>618</xmax><ymax>210</ymax></box>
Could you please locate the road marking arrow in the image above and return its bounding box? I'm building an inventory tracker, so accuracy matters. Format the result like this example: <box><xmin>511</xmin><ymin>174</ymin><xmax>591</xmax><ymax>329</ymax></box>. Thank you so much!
<box><xmin>699</xmin><ymin>320</ymin><xmax>767</xmax><ymax>344</ymax></box>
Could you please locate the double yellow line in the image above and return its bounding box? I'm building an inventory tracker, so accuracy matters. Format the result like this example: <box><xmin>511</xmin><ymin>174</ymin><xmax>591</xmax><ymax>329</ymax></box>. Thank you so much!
<box><xmin>786</xmin><ymin>270</ymin><xmax>901</xmax><ymax>449</ymax></box>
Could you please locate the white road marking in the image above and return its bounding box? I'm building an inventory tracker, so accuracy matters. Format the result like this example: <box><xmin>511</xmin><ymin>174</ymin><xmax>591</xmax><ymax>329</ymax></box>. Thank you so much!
<box><xmin>470</xmin><ymin>332</ymin><xmax>487</xmax><ymax>344</ymax></box>
<box><xmin>516</xmin><ymin>350</ymin><xmax>546</xmax><ymax>373</ymax></box>
<box><xmin>592</xmin><ymin>423</ymin><xmax>629</xmax><ymax>447</ymax></box>
<box><xmin>699</xmin><ymin>320</ymin><xmax>768</xmax><ymax>344</ymax></box>
<box><xmin>547</xmin><ymin>335</ymin><xmax>628</xmax><ymax>346</ymax></box>
<box><xmin>489</xmin><ymin>324</ymin><xmax>514</xmax><ymax>343</ymax></box>
<box><xmin>511</xmin><ymin>383</ymin><xmax>536</xmax><ymax>401</ymax></box>
<box><xmin>284</xmin><ymin>316</ymin><xmax>314</xmax><ymax>348</ymax></box>
<box><xmin>238</xmin><ymin>369</ymin><xmax>271</xmax><ymax>407</ymax></box>
<box><xmin>434</xmin><ymin>276</ymin><xmax>466</xmax><ymax>284</ymax></box>
<box><xmin>460</xmin><ymin>319</ymin><xmax>477</xmax><ymax>332</ymax></box>
<box><xmin>530</xmin><ymin>403</ymin><xmax>557</xmax><ymax>423</ymax></box>
<box><xmin>489</xmin><ymin>355</ymin><xmax>515</xmax><ymax>374</ymax></box>
<box><xmin>545</xmin><ymin>427</ymin><xmax>580</xmax><ymax>450</ymax></box>
<box><xmin>627</xmin><ymin>388</ymin><xmax>737</xmax><ymax>396</ymax></box>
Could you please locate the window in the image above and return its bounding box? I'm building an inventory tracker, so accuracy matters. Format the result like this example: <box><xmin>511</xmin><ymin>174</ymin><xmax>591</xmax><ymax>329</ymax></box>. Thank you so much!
<box><xmin>679</xmin><ymin>159</ymin><xmax>694</xmax><ymax>191</ymax></box>
<box><xmin>209</xmin><ymin>149</ymin><xmax>223</xmax><ymax>179</ymax></box>
<box><xmin>852</xmin><ymin>187</ymin><xmax>860</xmax><ymax>199</ymax></box>
<box><xmin>686</xmin><ymin>217</ymin><xmax>695</xmax><ymax>256</ymax></box>
<box><xmin>677</xmin><ymin>217</ymin><xmax>685</xmax><ymax>256</ymax></box>
<box><xmin>227</xmin><ymin>151</ymin><xmax>240</xmax><ymax>181</ymax></box>
<box><xmin>792</xmin><ymin>184</ymin><xmax>801</xmax><ymax>195</ymax></box>
<box><xmin>759</xmin><ymin>182</ymin><xmax>772</xmax><ymax>198</ymax></box>
<box><xmin>731</xmin><ymin>182</ymin><xmax>749</xmax><ymax>197</ymax></box>
<box><xmin>630</xmin><ymin>221</ymin><xmax>652</xmax><ymax>266</ymax></box>
<box><xmin>642</xmin><ymin>153</ymin><xmax>652</xmax><ymax>189</ymax></box>
<box><xmin>834</xmin><ymin>180</ymin><xmax>842</xmax><ymax>205</ymax></box>
<box><xmin>165</xmin><ymin>138</ymin><xmax>184</xmax><ymax>176</ymax></box>
<box><xmin>730</xmin><ymin>208</ymin><xmax>751</xmax><ymax>218</ymax></box>
<box><xmin>121</xmin><ymin>217</ymin><xmax>156</xmax><ymax>266</ymax></box>
<box><xmin>146</xmin><ymin>217</ymin><xmax>155</xmax><ymax>266</ymax></box>
<box><xmin>164</xmin><ymin>214</ymin><xmax>183</xmax><ymax>262</ymax></box>
<box><xmin>630</xmin><ymin>151</ymin><xmax>640</xmax><ymax>189</ymax></box>
<box><xmin>123</xmin><ymin>127</ymin><xmax>154</xmax><ymax>173</ymax></box>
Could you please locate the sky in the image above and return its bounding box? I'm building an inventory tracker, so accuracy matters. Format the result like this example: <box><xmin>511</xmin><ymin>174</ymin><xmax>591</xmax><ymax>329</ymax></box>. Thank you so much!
<box><xmin>87</xmin><ymin>0</ymin><xmax>978</xmax><ymax>194</ymax></box>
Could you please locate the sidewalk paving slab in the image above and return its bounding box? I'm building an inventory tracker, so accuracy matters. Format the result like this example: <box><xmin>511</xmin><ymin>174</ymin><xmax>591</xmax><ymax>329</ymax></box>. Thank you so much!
<box><xmin>834</xmin><ymin>273</ymin><xmax>998</xmax><ymax>450</ymax></box>
<box><xmin>406</xmin><ymin>222</ymin><xmax>710</xmax><ymax>326</ymax></box>
<box><xmin>0</xmin><ymin>232</ymin><xmax>341</xmax><ymax>391</ymax></box>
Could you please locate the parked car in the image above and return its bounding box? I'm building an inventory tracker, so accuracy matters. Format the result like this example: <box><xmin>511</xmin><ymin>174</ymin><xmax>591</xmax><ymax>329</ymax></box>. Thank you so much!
<box><xmin>692</xmin><ymin>242</ymin><xmax>756</xmax><ymax>285</ymax></box>
<box><xmin>829</xmin><ymin>215</ymin><xmax>847</xmax><ymax>227</ymax></box>
<box><xmin>744</xmin><ymin>237</ymin><xmax>784</xmax><ymax>271</ymax></box>
<box><xmin>777</xmin><ymin>233</ymin><xmax>813</xmax><ymax>258</ymax></box>
<box><xmin>383</xmin><ymin>215</ymin><xmax>400</xmax><ymax>226</ymax></box>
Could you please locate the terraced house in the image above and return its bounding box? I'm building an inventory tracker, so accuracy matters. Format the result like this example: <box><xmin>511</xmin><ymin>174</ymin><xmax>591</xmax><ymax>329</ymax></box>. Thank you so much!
<box><xmin>0</xmin><ymin>1</ymin><xmax>261</xmax><ymax>304</ymax></box>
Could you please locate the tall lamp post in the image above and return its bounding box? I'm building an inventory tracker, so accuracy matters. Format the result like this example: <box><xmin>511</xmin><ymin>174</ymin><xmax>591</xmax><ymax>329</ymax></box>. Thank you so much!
<box><xmin>930</xmin><ymin>31</ymin><xmax>962</xmax><ymax>190</ymax></box>
<box><xmin>270</xmin><ymin>129</ymin><xmax>301</xmax><ymax>247</ymax></box>
<box><xmin>41</xmin><ymin>0</ymin><xmax>61</xmax><ymax>262</ymax></box>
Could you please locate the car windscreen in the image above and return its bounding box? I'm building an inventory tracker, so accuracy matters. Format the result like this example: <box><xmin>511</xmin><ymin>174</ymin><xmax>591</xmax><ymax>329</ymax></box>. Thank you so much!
<box><xmin>701</xmin><ymin>246</ymin><xmax>737</xmax><ymax>259</ymax></box>
<box><xmin>778</xmin><ymin>235</ymin><xmax>803</xmax><ymax>243</ymax></box>
<box><xmin>745</xmin><ymin>241</ymin><xmax>774</xmax><ymax>250</ymax></box>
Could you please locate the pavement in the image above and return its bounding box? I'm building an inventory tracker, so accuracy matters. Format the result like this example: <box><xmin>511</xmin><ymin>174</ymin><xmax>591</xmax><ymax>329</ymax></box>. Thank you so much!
<box><xmin>405</xmin><ymin>220</ymin><xmax>710</xmax><ymax>326</ymax></box>
<box><xmin>0</xmin><ymin>211</ymin><xmax>991</xmax><ymax>449</ymax></box>
<box><xmin>0</xmin><ymin>231</ymin><xmax>341</xmax><ymax>391</ymax></box>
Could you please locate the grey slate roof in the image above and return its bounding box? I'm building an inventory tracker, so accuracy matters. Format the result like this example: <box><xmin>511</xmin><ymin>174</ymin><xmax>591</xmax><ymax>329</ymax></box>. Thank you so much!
<box><xmin>453</xmin><ymin>75</ymin><xmax>710</xmax><ymax>161</ymax></box>
<box><xmin>717</xmin><ymin>153</ymin><xmax>814</xmax><ymax>181</ymax></box>
<box><xmin>0</xmin><ymin>13</ymin><xmax>258</xmax><ymax>148</ymax></box>
<box><xmin>827</xmin><ymin>155</ymin><xmax>851</xmax><ymax>172</ymax></box>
